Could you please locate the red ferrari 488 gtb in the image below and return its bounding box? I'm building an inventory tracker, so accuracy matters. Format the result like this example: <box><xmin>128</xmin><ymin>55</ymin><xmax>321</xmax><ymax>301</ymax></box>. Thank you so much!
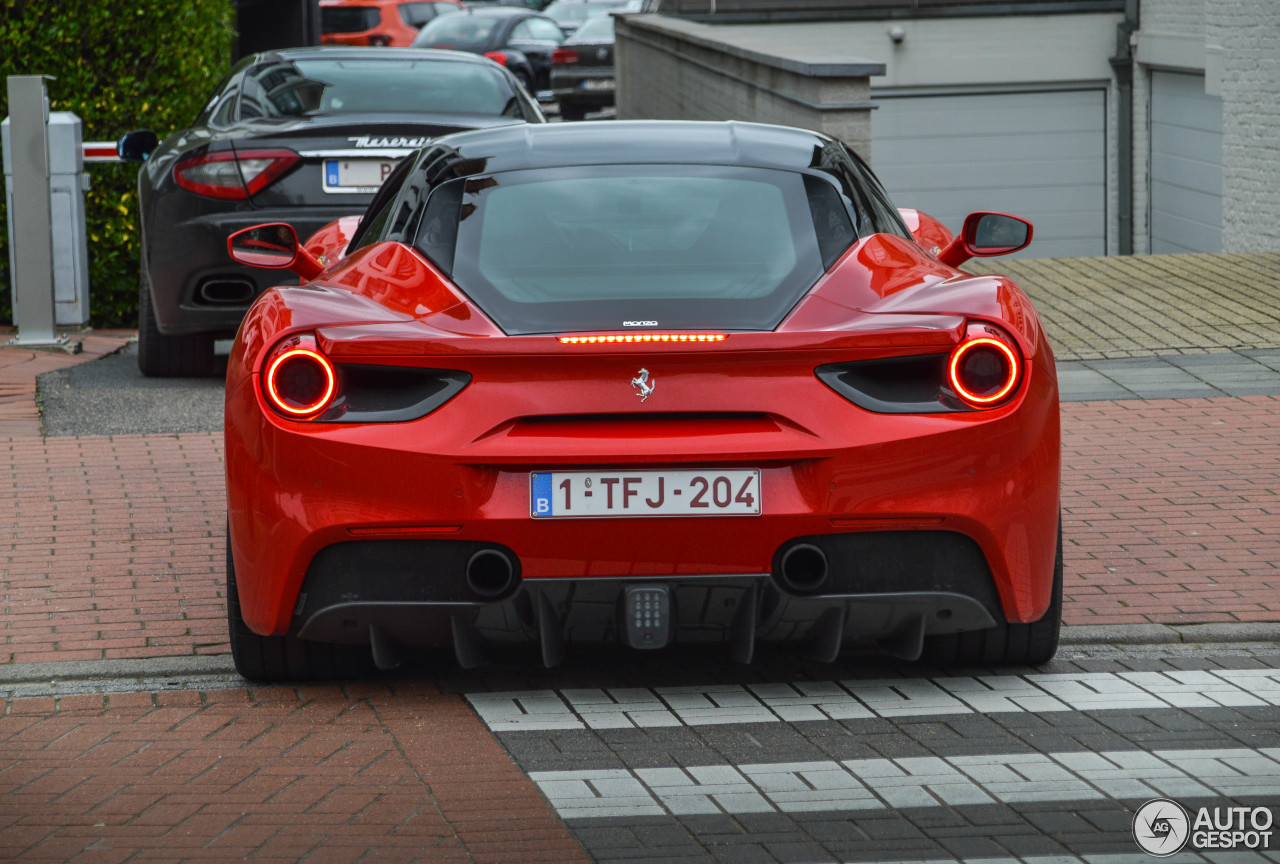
<box><xmin>224</xmin><ymin>121</ymin><xmax>1060</xmax><ymax>681</ymax></box>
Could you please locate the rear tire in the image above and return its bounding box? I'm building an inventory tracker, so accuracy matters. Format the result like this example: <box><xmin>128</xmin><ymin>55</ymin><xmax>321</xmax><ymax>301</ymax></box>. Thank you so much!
<box><xmin>923</xmin><ymin>523</ymin><xmax>1062</xmax><ymax>667</ymax></box>
<box><xmin>137</xmin><ymin>269</ymin><xmax>214</xmax><ymax>378</ymax></box>
<box><xmin>226</xmin><ymin>533</ymin><xmax>371</xmax><ymax>682</ymax></box>
<box><xmin>559</xmin><ymin>102</ymin><xmax>587</xmax><ymax>121</ymax></box>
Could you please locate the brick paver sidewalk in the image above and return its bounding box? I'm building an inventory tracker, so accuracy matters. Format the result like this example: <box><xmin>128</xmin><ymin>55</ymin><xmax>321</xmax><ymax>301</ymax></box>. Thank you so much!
<box><xmin>0</xmin><ymin>683</ymin><xmax>590</xmax><ymax>863</ymax></box>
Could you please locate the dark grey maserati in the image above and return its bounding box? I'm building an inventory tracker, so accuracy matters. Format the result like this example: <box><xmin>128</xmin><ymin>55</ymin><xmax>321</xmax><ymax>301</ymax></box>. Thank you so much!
<box><xmin>119</xmin><ymin>46</ymin><xmax>544</xmax><ymax>377</ymax></box>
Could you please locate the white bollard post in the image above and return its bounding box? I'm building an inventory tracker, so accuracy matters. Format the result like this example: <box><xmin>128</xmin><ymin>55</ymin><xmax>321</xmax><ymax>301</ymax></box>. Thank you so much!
<box><xmin>4</xmin><ymin>75</ymin><xmax>66</xmax><ymax>347</ymax></box>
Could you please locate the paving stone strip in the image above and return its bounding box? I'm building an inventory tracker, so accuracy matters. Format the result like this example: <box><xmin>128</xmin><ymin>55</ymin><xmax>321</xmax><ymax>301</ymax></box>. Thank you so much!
<box><xmin>529</xmin><ymin>746</ymin><xmax>1280</xmax><ymax>818</ymax></box>
<box><xmin>473</xmin><ymin>649</ymin><xmax>1280</xmax><ymax>864</ymax></box>
<box><xmin>465</xmin><ymin>668</ymin><xmax>1280</xmax><ymax>732</ymax></box>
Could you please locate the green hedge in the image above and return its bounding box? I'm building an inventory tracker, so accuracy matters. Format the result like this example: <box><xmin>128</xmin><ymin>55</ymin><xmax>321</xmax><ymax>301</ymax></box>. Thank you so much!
<box><xmin>0</xmin><ymin>0</ymin><xmax>235</xmax><ymax>327</ymax></box>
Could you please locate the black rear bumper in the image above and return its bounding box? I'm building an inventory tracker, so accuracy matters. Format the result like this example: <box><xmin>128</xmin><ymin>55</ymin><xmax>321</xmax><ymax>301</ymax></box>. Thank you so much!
<box><xmin>289</xmin><ymin>531</ymin><xmax>1005</xmax><ymax>668</ymax></box>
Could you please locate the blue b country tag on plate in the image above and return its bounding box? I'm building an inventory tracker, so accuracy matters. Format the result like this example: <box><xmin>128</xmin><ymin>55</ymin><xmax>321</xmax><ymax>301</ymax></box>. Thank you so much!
<box><xmin>530</xmin><ymin>472</ymin><xmax>554</xmax><ymax>517</ymax></box>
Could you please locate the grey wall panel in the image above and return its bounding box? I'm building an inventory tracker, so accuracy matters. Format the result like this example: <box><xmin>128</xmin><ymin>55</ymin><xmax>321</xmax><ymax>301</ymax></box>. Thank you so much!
<box><xmin>1149</xmin><ymin>70</ymin><xmax>1223</xmax><ymax>254</ymax></box>
<box><xmin>871</xmin><ymin>89</ymin><xmax>1107</xmax><ymax>259</ymax></box>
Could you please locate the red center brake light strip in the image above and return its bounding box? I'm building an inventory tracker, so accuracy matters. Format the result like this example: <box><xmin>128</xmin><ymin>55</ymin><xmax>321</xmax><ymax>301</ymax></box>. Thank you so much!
<box><xmin>558</xmin><ymin>334</ymin><xmax>728</xmax><ymax>344</ymax></box>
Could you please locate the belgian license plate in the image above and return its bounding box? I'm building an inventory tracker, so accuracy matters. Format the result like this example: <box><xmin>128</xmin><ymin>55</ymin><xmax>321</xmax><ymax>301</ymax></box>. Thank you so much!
<box><xmin>322</xmin><ymin>158</ymin><xmax>398</xmax><ymax>193</ymax></box>
<box><xmin>582</xmin><ymin>78</ymin><xmax>614</xmax><ymax>91</ymax></box>
<box><xmin>530</xmin><ymin>470</ymin><xmax>760</xmax><ymax>518</ymax></box>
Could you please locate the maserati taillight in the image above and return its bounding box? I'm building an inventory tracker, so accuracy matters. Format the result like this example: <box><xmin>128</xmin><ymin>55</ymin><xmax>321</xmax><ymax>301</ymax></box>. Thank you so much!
<box><xmin>483</xmin><ymin>51</ymin><xmax>509</xmax><ymax>66</ymax></box>
<box><xmin>263</xmin><ymin>334</ymin><xmax>337</xmax><ymax>418</ymax></box>
<box><xmin>173</xmin><ymin>149</ymin><xmax>300</xmax><ymax>200</ymax></box>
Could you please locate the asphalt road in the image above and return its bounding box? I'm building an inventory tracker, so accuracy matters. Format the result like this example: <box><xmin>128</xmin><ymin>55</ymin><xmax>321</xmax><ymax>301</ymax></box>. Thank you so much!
<box><xmin>37</xmin><ymin>341</ymin><xmax>226</xmax><ymax>436</ymax></box>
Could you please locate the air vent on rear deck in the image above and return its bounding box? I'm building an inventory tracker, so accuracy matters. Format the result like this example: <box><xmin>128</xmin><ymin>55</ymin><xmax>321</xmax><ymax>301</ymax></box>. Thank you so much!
<box><xmin>507</xmin><ymin>413</ymin><xmax>781</xmax><ymax>439</ymax></box>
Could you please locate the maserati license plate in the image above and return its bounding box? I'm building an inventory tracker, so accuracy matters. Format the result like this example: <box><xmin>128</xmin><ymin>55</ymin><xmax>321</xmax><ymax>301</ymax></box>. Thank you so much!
<box><xmin>322</xmin><ymin>158</ymin><xmax>397</xmax><ymax>193</ymax></box>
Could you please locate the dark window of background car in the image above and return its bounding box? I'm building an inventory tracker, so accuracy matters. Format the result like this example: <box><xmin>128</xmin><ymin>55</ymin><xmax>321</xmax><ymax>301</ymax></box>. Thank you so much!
<box><xmin>413</xmin><ymin>14</ymin><xmax>499</xmax><ymax>51</ymax></box>
<box><xmin>345</xmin><ymin>157</ymin><xmax>416</xmax><ymax>255</ymax></box>
<box><xmin>567</xmin><ymin>14</ymin><xmax>614</xmax><ymax>42</ymax></box>
<box><xmin>803</xmin><ymin>174</ymin><xmax>856</xmax><ymax>270</ymax></box>
<box><xmin>321</xmin><ymin>6</ymin><xmax>380</xmax><ymax>33</ymax></box>
<box><xmin>194</xmin><ymin>59</ymin><xmax>252</xmax><ymax>127</ymax></box>
<box><xmin>248</xmin><ymin>58</ymin><xmax>519</xmax><ymax>118</ymax></box>
<box><xmin>400</xmin><ymin>2</ymin><xmax>445</xmax><ymax>27</ymax></box>
<box><xmin>412</xmin><ymin>179</ymin><xmax>465</xmax><ymax>275</ymax></box>
<box><xmin>512</xmin><ymin>17</ymin><xmax>565</xmax><ymax>42</ymax></box>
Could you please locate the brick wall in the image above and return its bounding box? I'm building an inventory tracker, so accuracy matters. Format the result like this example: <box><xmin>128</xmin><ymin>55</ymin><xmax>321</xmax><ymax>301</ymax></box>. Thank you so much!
<box><xmin>1139</xmin><ymin>0</ymin><xmax>1203</xmax><ymax>37</ymax></box>
<box><xmin>1210</xmin><ymin>0</ymin><xmax>1280</xmax><ymax>252</ymax></box>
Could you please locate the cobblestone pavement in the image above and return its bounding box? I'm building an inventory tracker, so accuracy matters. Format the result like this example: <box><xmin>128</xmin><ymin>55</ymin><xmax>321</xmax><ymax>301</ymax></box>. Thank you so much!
<box><xmin>441</xmin><ymin>643</ymin><xmax>1280</xmax><ymax>864</ymax></box>
<box><xmin>967</xmin><ymin>252</ymin><xmax>1280</xmax><ymax>361</ymax></box>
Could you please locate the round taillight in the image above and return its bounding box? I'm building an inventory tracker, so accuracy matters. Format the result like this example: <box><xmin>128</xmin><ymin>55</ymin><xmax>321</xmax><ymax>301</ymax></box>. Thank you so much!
<box><xmin>265</xmin><ymin>347</ymin><xmax>336</xmax><ymax>417</ymax></box>
<box><xmin>948</xmin><ymin>336</ymin><xmax>1020</xmax><ymax>407</ymax></box>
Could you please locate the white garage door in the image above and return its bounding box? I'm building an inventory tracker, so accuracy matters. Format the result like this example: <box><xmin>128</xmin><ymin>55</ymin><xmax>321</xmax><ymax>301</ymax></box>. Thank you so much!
<box><xmin>871</xmin><ymin>89</ymin><xmax>1107</xmax><ymax>259</ymax></box>
<box><xmin>1149</xmin><ymin>70</ymin><xmax>1222</xmax><ymax>253</ymax></box>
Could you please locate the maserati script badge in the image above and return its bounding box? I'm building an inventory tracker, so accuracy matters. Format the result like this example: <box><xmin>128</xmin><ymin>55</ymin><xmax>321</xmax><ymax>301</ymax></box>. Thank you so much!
<box><xmin>631</xmin><ymin>368</ymin><xmax>655</xmax><ymax>402</ymax></box>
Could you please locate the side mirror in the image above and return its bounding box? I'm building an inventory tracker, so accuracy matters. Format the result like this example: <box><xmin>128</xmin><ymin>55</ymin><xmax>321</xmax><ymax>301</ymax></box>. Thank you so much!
<box><xmin>228</xmin><ymin>223</ymin><xmax>324</xmax><ymax>280</ymax></box>
<box><xmin>937</xmin><ymin>212</ymin><xmax>1033</xmax><ymax>268</ymax></box>
<box><xmin>117</xmin><ymin>129</ymin><xmax>159</xmax><ymax>164</ymax></box>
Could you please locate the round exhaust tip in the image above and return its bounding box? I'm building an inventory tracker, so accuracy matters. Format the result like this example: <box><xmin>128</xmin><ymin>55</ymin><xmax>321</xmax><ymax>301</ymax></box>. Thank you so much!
<box><xmin>778</xmin><ymin>543</ymin><xmax>829</xmax><ymax>594</ymax></box>
<box><xmin>466</xmin><ymin>549</ymin><xmax>517</xmax><ymax>599</ymax></box>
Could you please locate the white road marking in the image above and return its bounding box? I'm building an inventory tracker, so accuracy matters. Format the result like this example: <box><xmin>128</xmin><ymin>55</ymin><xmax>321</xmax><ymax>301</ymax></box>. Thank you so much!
<box><xmin>469</xmin><ymin>669</ymin><xmax>1280</xmax><ymax>731</ymax></box>
<box><xmin>529</xmin><ymin>747</ymin><xmax>1280</xmax><ymax>819</ymax></box>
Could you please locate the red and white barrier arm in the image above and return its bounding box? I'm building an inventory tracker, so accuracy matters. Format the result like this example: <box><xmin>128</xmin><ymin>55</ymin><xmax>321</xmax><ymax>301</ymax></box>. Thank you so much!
<box><xmin>82</xmin><ymin>141</ymin><xmax>123</xmax><ymax>163</ymax></box>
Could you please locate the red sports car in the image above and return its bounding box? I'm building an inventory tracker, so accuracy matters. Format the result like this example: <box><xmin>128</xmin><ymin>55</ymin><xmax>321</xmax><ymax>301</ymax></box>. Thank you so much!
<box><xmin>224</xmin><ymin>121</ymin><xmax>1060</xmax><ymax>681</ymax></box>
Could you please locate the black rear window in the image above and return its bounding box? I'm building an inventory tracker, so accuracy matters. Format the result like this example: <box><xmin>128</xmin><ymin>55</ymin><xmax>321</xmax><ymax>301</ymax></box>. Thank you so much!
<box><xmin>238</xmin><ymin>57</ymin><xmax>520</xmax><ymax>119</ymax></box>
<box><xmin>401</xmin><ymin>2</ymin><xmax>459</xmax><ymax>26</ymax></box>
<box><xmin>432</xmin><ymin>165</ymin><xmax>853</xmax><ymax>335</ymax></box>
<box><xmin>321</xmin><ymin>7</ymin><xmax>380</xmax><ymax>33</ymax></box>
<box><xmin>413</xmin><ymin>13</ymin><xmax>500</xmax><ymax>52</ymax></box>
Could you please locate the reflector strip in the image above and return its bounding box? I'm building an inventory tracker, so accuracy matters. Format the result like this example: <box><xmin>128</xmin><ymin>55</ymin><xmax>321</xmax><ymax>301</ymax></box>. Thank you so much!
<box><xmin>558</xmin><ymin>334</ymin><xmax>727</xmax><ymax>344</ymax></box>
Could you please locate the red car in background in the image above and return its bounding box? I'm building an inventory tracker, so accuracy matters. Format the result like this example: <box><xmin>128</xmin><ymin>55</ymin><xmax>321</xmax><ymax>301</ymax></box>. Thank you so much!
<box><xmin>321</xmin><ymin>0</ymin><xmax>463</xmax><ymax>47</ymax></box>
<box><xmin>223</xmin><ymin>121</ymin><xmax>1060</xmax><ymax>682</ymax></box>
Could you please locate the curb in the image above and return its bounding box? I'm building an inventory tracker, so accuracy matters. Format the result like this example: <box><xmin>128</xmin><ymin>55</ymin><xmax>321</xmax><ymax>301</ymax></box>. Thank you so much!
<box><xmin>0</xmin><ymin>655</ymin><xmax>239</xmax><ymax>688</ymax></box>
<box><xmin>1</xmin><ymin>623</ymin><xmax>1279</xmax><ymax>691</ymax></box>
<box><xmin>1059</xmin><ymin>622</ymin><xmax>1280</xmax><ymax>646</ymax></box>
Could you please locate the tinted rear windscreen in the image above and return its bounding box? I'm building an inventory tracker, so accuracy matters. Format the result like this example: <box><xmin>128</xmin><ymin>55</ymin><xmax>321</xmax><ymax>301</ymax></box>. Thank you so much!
<box><xmin>321</xmin><ymin>7</ymin><xmax>380</xmax><ymax>33</ymax></box>
<box><xmin>413</xmin><ymin>14</ymin><xmax>500</xmax><ymax>51</ymax></box>
<box><xmin>239</xmin><ymin>58</ymin><xmax>517</xmax><ymax>118</ymax></box>
<box><xmin>438</xmin><ymin>165</ymin><xmax>852</xmax><ymax>335</ymax></box>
